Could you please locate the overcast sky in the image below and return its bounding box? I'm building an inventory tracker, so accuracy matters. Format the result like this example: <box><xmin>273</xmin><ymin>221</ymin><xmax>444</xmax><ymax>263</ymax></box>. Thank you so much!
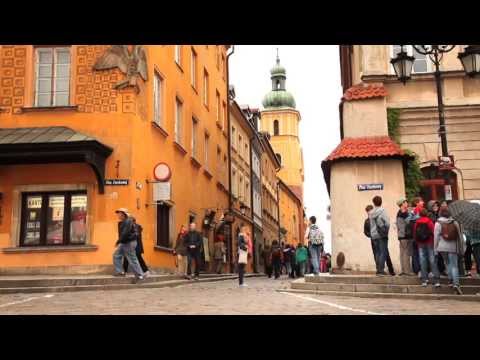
<box><xmin>230</xmin><ymin>45</ymin><xmax>342</xmax><ymax>253</ymax></box>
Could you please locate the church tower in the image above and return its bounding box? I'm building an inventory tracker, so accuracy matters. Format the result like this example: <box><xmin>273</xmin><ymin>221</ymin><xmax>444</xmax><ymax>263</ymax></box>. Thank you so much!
<box><xmin>261</xmin><ymin>52</ymin><xmax>304</xmax><ymax>201</ymax></box>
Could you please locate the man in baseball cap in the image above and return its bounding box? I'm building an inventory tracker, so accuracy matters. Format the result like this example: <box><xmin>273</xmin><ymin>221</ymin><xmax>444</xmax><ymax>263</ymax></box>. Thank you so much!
<box><xmin>113</xmin><ymin>207</ymin><xmax>144</xmax><ymax>283</ymax></box>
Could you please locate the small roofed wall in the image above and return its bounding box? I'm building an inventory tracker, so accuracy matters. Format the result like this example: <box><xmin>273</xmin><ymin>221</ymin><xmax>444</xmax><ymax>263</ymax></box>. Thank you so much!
<box><xmin>343</xmin><ymin>97</ymin><xmax>388</xmax><ymax>138</ymax></box>
<box><xmin>329</xmin><ymin>159</ymin><xmax>405</xmax><ymax>272</ymax></box>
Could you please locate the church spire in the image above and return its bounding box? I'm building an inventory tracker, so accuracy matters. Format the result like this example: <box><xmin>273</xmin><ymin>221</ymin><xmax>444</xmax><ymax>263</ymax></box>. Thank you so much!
<box><xmin>262</xmin><ymin>50</ymin><xmax>296</xmax><ymax>109</ymax></box>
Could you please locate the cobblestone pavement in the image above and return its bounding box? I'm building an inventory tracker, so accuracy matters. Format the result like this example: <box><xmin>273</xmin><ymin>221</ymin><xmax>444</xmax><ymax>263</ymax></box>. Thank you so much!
<box><xmin>0</xmin><ymin>276</ymin><xmax>479</xmax><ymax>315</ymax></box>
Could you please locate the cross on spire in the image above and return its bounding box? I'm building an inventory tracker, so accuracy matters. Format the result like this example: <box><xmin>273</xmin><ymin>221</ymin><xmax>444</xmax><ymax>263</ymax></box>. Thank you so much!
<box><xmin>276</xmin><ymin>48</ymin><xmax>280</xmax><ymax>65</ymax></box>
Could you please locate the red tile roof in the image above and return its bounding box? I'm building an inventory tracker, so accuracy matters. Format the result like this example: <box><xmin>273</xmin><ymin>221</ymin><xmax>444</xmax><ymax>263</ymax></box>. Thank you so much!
<box><xmin>343</xmin><ymin>84</ymin><xmax>387</xmax><ymax>101</ymax></box>
<box><xmin>324</xmin><ymin>136</ymin><xmax>406</xmax><ymax>162</ymax></box>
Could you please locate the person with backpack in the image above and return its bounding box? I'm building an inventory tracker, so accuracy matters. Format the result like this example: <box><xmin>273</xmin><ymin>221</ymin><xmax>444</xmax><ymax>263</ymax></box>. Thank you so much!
<box><xmin>369</xmin><ymin>196</ymin><xmax>395</xmax><ymax>276</ymax></box>
<box><xmin>271</xmin><ymin>240</ymin><xmax>283</xmax><ymax>279</ymax></box>
<box><xmin>295</xmin><ymin>243</ymin><xmax>308</xmax><ymax>277</ymax></box>
<box><xmin>465</xmin><ymin>229</ymin><xmax>480</xmax><ymax>279</ymax></box>
<box><xmin>364</xmin><ymin>204</ymin><xmax>378</xmax><ymax>268</ymax></box>
<box><xmin>113</xmin><ymin>208</ymin><xmax>145</xmax><ymax>283</ymax></box>
<box><xmin>305</xmin><ymin>216</ymin><xmax>324</xmax><ymax>275</ymax></box>
<box><xmin>122</xmin><ymin>217</ymin><xmax>150</xmax><ymax>276</ymax></box>
<box><xmin>396</xmin><ymin>199</ymin><xmax>415</xmax><ymax>276</ymax></box>
<box><xmin>414</xmin><ymin>208</ymin><xmax>440</xmax><ymax>287</ymax></box>
<box><xmin>434</xmin><ymin>208</ymin><xmax>464</xmax><ymax>295</ymax></box>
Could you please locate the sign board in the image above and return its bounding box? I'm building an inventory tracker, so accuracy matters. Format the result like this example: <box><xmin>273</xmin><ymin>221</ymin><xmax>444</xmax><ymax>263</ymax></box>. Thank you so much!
<box><xmin>105</xmin><ymin>179</ymin><xmax>129</xmax><ymax>186</ymax></box>
<box><xmin>27</xmin><ymin>197</ymin><xmax>42</xmax><ymax>209</ymax></box>
<box><xmin>445</xmin><ymin>185</ymin><xmax>453</xmax><ymax>201</ymax></box>
<box><xmin>357</xmin><ymin>183</ymin><xmax>384</xmax><ymax>191</ymax></box>
<box><xmin>153</xmin><ymin>182</ymin><xmax>171</xmax><ymax>202</ymax></box>
<box><xmin>153</xmin><ymin>163</ymin><xmax>172</xmax><ymax>182</ymax></box>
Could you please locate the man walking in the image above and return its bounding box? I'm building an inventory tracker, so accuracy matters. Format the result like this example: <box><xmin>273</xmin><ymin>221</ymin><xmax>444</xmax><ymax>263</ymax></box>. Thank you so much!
<box><xmin>113</xmin><ymin>208</ymin><xmax>144</xmax><ymax>283</ymax></box>
<box><xmin>184</xmin><ymin>222</ymin><xmax>203</xmax><ymax>280</ymax></box>
<box><xmin>364</xmin><ymin>205</ymin><xmax>377</xmax><ymax>268</ymax></box>
<box><xmin>369</xmin><ymin>196</ymin><xmax>395</xmax><ymax>276</ymax></box>
<box><xmin>305</xmin><ymin>216</ymin><xmax>324</xmax><ymax>275</ymax></box>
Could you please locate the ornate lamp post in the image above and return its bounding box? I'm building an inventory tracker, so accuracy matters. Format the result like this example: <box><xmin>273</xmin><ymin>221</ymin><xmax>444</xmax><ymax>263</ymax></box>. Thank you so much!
<box><xmin>391</xmin><ymin>45</ymin><xmax>480</xmax><ymax>158</ymax></box>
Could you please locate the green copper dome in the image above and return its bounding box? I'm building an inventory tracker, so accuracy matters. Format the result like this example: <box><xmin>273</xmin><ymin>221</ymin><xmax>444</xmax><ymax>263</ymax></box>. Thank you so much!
<box><xmin>262</xmin><ymin>53</ymin><xmax>296</xmax><ymax>109</ymax></box>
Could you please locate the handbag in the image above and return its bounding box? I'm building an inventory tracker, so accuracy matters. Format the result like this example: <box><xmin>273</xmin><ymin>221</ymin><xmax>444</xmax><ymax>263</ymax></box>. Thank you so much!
<box><xmin>238</xmin><ymin>249</ymin><xmax>248</xmax><ymax>264</ymax></box>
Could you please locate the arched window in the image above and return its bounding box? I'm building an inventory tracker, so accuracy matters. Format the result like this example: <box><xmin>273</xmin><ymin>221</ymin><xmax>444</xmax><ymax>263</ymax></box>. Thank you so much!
<box><xmin>276</xmin><ymin>153</ymin><xmax>282</xmax><ymax>165</ymax></box>
<box><xmin>273</xmin><ymin>120</ymin><xmax>279</xmax><ymax>136</ymax></box>
<box><xmin>276</xmin><ymin>80</ymin><xmax>280</xmax><ymax>89</ymax></box>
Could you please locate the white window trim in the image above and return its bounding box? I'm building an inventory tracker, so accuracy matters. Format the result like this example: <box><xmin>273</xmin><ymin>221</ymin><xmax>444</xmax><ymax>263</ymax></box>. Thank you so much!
<box><xmin>204</xmin><ymin>133</ymin><xmax>210</xmax><ymax>170</ymax></box>
<box><xmin>175</xmin><ymin>45</ymin><xmax>182</xmax><ymax>66</ymax></box>
<box><xmin>389</xmin><ymin>45</ymin><xmax>432</xmax><ymax>75</ymax></box>
<box><xmin>175</xmin><ymin>98</ymin><xmax>183</xmax><ymax>144</ymax></box>
<box><xmin>153</xmin><ymin>71</ymin><xmax>164</xmax><ymax>127</ymax></box>
<box><xmin>191</xmin><ymin>117</ymin><xmax>198</xmax><ymax>158</ymax></box>
<box><xmin>191</xmin><ymin>48</ymin><xmax>197</xmax><ymax>88</ymax></box>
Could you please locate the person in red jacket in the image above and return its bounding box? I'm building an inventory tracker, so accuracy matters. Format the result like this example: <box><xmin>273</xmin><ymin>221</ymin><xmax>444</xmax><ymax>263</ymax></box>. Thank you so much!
<box><xmin>413</xmin><ymin>208</ymin><xmax>440</xmax><ymax>287</ymax></box>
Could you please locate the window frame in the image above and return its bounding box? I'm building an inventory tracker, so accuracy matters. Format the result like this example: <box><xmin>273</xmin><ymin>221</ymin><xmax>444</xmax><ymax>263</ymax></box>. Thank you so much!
<box><xmin>175</xmin><ymin>45</ymin><xmax>182</xmax><ymax>67</ymax></box>
<box><xmin>175</xmin><ymin>97</ymin><xmax>184</xmax><ymax>144</ymax></box>
<box><xmin>203</xmin><ymin>69</ymin><xmax>209</xmax><ymax>108</ymax></box>
<box><xmin>19</xmin><ymin>190</ymin><xmax>87</xmax><ymax>247</ymax></box>
<box><xmin>191</xmin><ymin>116</ymin><xmax>198</xmax><ymax>159</ymax></box>
<box><xmin>153</xmin><ymin>70</ymin><xmax>164</xmax><ymax>127</ymax></box>
<box><xmin>34</xmin><ymin>46</ymin><xmax>71</xmax><ymax>107</ymax></box>
<box><xmin>273</xmin><ymin>120</ymin><xmax>280</xmax><ymax>136</ymax></box>
<box><xmin>204</xmin><ymin>132</ymin><xmax>210</xmax><ymax>170</ymax></box>
<box><xmin>215</xmin><ymin>90</ymin><xmax>221</xmax><ymax>123</ymax></box>
<box><xmin>191</xmin><ymin>47</ymin><xmax>197</xmax><ymax>89</ymax></box>
<box><xmin>390</xmin><ymin>45</ymin><xmax>432</xmax><ymax>74</ymax></box>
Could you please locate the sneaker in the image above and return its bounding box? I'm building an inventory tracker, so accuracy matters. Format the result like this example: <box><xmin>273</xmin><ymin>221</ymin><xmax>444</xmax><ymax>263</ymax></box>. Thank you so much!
<box><xmin>389</xmin><ymin>272</ymin><xmax>396</xmax><ymax>276</ymax></box>
<box><xmin>133</xmin><ymin>276</ymin><xmax>145</xmax><ymax>284</ymax></box>
<box><xmin>466</xmin><ymin>272</ymin><xmax>472</xmax><ymax>277</ymax></box>
<box><xmin>194</xmin><ymin>276</ymin><xmax>200</xmax><ymax>281</ymax></box>
<box><xmin>113</xmin><ymin>272</ymin><xmax>126</xmax><ymax>277</ymax></box>
<box><xmin>434</xmin><ymin>282</ymin><xmax>441</xmax><ymax>288</ymax></box>
<box><xmin>453</xmin><ymin>285</ymin><xmax>463</xmax><ymax>295</ymax></box>
<box><xmin>239</xmin><ymin>284</ymin><xmax>248</xmax><ymax>287</ymax></box>
<box><xmin>422</xmin><ymin>281</ymin><xmax>428</xmax><ymax>287</ymax></box>
<box><xmin>185</xmin><ymin>275</ymin><xmax>192</xmax><ymax>280</ymax></box>
<box><xmin>376</xmin><ymin>272</ymin><xmax>388</xmax><ymax>276</ymax></box>
<box><xmin>428</xmin><ymin>272</ymin><xmax>434</xmax><ymax>279</ymax></box>
<box><xmin>143</xmin><ymin>271</ymin><xmax>150</xmax><ymax>278</ymax></box>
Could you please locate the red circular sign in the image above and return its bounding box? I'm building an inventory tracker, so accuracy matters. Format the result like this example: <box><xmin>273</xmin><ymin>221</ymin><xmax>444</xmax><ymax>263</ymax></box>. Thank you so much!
<box><xmin>153</xmin><ymin>162</ymin><xmax>172</xmax><ymax>182</ymax></box>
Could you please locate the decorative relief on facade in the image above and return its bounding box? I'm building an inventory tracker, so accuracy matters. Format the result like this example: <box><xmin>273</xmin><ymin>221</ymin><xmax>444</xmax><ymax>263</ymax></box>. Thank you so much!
<box><xmin>0</xmin><ymin>45</ymin><xmax>26</xmax><ymax>114</ymax></box>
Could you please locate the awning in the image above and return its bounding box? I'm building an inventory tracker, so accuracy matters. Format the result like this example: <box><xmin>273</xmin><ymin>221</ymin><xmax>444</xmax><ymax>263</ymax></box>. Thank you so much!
<box><xmin>0</xmin><ymin>126</ymin><xmax>113</xmax><ymax>194</ymax></box>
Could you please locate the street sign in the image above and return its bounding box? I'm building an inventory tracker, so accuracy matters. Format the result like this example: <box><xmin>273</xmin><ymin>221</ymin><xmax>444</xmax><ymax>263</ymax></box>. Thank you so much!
<box><xmin>153</xmin><ymin>163</ymin><xmax>172</xmax><ymax>182</ymax></box>
<box><xmin>105</xmin><ymin>179</ymin><xmax>129</xmax><ymax>186</ymax></box>
<box><xmin>357</xmin><ymin>183</ymin><xmax>384</xmax><ymax>191</ymax></box>
<box><xmin>153</xmin><ymin>182</ymin><xmax>171</xmax><ymax>202</ymax></box>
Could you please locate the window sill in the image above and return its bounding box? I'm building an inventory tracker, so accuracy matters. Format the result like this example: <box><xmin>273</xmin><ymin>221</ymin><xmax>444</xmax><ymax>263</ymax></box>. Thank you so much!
<box><xmin>203</xmin><ymin>168</ymin><xmax>213</xmax><ymax>179</ymax></box>
<box><xmin>2</xmin><ymin>245</ymin><xmax>98</xmax><ymax>254</ymax></box>
<box><xmin>190</xmin><ymin>156</ymin><xmax>202</xmax><ymax>168</ymax></box>
<box><xmin>151</xmin><ymin>122</ymin><xmax>169</xmax><ymax>138</ymax></box>
<box><xmin>21</xmin><ymin>105</ymin><xmax>79</xmax><ymax>113</ymax></box>
<box><xmin>175</xmin><ymin>62</ymin><xmax>184</xmax><ymax>73</ymax></box>
<box><xmin>154</xmin><ymin>245</ymin><xmax>174</xmax><ymax>254</ymax></box>
<box><xmin>173</xmin><ymin>141</ymin><xmax>187</xmax><ymax>156</ymax></box>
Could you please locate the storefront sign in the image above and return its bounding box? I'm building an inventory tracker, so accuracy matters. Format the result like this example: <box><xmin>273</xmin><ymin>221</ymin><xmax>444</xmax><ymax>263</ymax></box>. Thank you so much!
<box><xmin>27</xmin><ymin>197</ymin><xmax>42</xmax><ymax>209</ymax></box>
<box><xmin>153</xmin><ymin>182</ymin><xmax>171</xmax><ymax>202</ymax></box>
<box><xmin>445</xmin><ymin>185</ymin><xmax>453</xmax><ymax>201</ymax></box>
<box><xmin>105</xmin><ymin>179</ymin><xmax>129</xmax><ymax>186</ymax></box>
<box><xmin>357</xmin><ymin>183</ymin><xmax>384</xmax><ymax>191</ymax></box>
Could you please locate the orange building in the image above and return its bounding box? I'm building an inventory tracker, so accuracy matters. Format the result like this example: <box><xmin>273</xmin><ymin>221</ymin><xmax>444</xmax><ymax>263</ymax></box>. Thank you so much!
<box><xmin>278</xmin><ymin>179</ymin><xmax>303</xmax><ymax>246</ymax></box>
<box><xmin>0</xmin><ymin>45</ymin><xmax>230</xmax><ymax>274</ymax></box>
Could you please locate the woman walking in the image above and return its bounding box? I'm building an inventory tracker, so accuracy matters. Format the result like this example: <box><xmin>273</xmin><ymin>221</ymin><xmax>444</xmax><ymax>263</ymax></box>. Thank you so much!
<box><xmin>237</xmin><ymin>225</ymin><xmax>250</xmax><ymax>287</ymax></box>
<box><xmin>173</xmin><ymin>225</ymin><xmax>188</xmax><ymax>279</ymax></box>
<box><xmin>434</xmin><ymin>208</ymin><xmax>464</xmax><ymax>295</ymax></box>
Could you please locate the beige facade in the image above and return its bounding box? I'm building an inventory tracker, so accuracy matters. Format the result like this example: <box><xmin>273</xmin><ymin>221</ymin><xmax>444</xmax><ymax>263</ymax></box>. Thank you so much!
<box><xmin>325</xmin><ymin>45</ymin><xmax>480</xmax><ymax>272</ymax></box>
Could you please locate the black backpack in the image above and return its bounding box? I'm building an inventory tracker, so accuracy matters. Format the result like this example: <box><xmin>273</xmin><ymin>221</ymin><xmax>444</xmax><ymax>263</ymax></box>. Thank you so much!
<box><xmin>415</xmin><ymin>222</ymin><xmax>432</xmax><ymax>242</ymax></box>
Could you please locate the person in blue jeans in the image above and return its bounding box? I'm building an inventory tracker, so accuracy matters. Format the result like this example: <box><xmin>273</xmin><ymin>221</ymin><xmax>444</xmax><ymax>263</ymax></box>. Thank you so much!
<box><xmin>414</xmin><ymin>208</ymin><xmax>440</xmax><ymax>287</ymax></box>
<box><xmin>305</xmin><ymin>216</ymin><xmax>324</xmax><ymax>275</ymax></box>
<box><xmin>434</xmin><ymin>208</ymin><xmax>464</xmax><ymax>295</ymax></box>
<box><xmin>113</xmin><ymin>208</ymin><xmax>145</xmax><ymax>283</ymax></box>
<box><xmin>369</xmin><ymin>196</ymin><xmax>395</xmax><ymax>276</ymax></box>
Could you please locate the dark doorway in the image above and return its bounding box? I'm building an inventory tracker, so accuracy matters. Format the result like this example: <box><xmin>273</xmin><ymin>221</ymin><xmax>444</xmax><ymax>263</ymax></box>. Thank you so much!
<box><xmin>156</xmin><ymin>204</ymin><xmax>170</xmax><ymax>247</ymax></box>
<box><xmin>420</xmin><ymin>166</ymin><xmax>458</xmax><ymax>203</ymax></box>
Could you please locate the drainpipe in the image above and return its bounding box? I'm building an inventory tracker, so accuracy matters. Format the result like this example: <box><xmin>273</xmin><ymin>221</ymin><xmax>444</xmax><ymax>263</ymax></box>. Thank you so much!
<box><xmin>226</xmin><ymin>45</ymin><xmax>235</xmax><ymax>273</ymax></box>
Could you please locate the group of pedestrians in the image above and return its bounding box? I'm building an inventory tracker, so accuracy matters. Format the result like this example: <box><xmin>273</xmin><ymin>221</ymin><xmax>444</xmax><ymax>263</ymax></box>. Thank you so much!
<box><xmin>364</xmin><ymin>195</ymin><xmax>480</xmax><ymax>295</ymax></box>
<box><xmin>261</xmin><ymin>216</ymin><xmax>331</xmax><ymax>280</ymax></box>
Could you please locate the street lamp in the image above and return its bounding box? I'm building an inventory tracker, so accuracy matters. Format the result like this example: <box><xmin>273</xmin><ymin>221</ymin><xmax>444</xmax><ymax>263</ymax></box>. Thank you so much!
<box><xmin>390</xmin><ymin>48</ymin><xmax>415</xmax><ymax>84</ymax></box>
<box><xmin>458</xmin><ymin>45</ymin><xmax>480</xmax><ymax>77</ymax></box>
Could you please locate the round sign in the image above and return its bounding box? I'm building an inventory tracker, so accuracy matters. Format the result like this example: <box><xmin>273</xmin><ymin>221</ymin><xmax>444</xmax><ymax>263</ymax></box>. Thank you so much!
<box><xmin>153</xmin><ymin>162</ymin><xmax>171</xmax><ymax>182</ymax></box>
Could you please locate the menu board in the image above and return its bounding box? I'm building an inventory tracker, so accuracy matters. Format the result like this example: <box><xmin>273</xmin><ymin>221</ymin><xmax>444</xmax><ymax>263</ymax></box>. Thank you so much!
<box><xmin>24</xmin><ymin>196</ymin><xmax>43</xmax><ymax>245</ymax></box>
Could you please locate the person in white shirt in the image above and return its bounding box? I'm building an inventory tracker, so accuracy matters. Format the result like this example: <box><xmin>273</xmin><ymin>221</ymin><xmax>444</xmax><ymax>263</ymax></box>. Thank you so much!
<box><xmin>305</xmin><ymin>216</ymin><xmax>324</xmax><ymax>275</ymax></box>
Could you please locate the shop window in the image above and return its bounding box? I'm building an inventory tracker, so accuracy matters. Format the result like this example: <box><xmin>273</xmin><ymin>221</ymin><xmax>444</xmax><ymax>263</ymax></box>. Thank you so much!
<box><xmin>34</xmin><ymin>46</ymin><xmax>71</xmax><ymax>107</ymax></box>
<box><xmin>20</xmin><ymin>191</ymin><xmax>87</xmax><ymax>246</ymax></box>
<box><xmin>157</xmin><ymin>204</ymin><xmax>170</xmax><ymax>248</ymax></box>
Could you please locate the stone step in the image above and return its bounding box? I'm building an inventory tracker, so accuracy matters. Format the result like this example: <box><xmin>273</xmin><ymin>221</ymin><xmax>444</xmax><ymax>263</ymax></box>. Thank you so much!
<box><xmin>304</xmin><ymin>274</ymin><xmax>480</xmax><ymax>286</ymax></box>
<box><xmin>278</xmin><ymin>288</ymin><xmax>480</xmax><ymax>302</ymax></box>
<box><xmin>293</xmin><ymin>279</ymin><xmax>480</xmax><ymax>295</ymax></box>
<box><xmin>0</xmin><ymin>273</ymin><xmax>261</xmax><ymax>293</ymax></box>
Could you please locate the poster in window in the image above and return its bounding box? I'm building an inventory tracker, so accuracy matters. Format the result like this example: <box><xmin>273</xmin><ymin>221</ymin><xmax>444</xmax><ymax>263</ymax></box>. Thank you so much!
<box><xmin>203</xmin><ymin>237</ymin><xmax>210</xmax><ymax>262</ymax></box>
<box><xmin>29</xmin><ymin>211</ymin><xmax>37</xmax><ymax>221</ymax></box>
<box><xmin>27</xmin><ymin>196</ymin><xmax>42</xmax><ymax>209</ymax></box>
<box><xmin>70</xmin><ymin>195</ymin><xmax>87</xmax><ymax>244</ymax></box>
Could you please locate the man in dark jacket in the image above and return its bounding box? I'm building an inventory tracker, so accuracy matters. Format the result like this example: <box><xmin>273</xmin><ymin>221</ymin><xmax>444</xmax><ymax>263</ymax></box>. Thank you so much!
<box><xmin>364</xmin><ymin>204</ymin><xmax>377</xmax><ymax>267</ymax></box>
<box><xmin>113</xmin><ymin>208</ymin><xmax>144</xmax><ymax>283</ymax></box>
<box><xmin>184</xmin><ymin>222</ymin><xmax>203</xmax><ymax>280</ymax></box>
<box><xmin>123</xmin><ymin>218</ymin><xmax>150</xmax><ymax>276</ymax></box>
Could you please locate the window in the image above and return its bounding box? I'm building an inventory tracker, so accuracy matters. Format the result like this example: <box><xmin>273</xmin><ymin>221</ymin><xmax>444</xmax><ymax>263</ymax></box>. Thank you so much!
<box><xmin>204</xmin><ymin>133</ymin><xmax>210</xmax><ymax>169</ymax></box>
<box><xmin>231</xmin><ymin>126</ymin><xmax>236</xmax><ymax>150</ymax></box>
<box><xmin>273</xmin><ymin>120</ymin><xmax>280</xmax><ymax>136</ymax></box>
<box><xmin>34</xmin><ymin>47</ymin><xmax>71</xmax><ymax>107</ymax></box>
<box><xmin>153</xmin><ymin>71</ymin><xmax>164</xmax><ymax>126</ymax></box>
<box><xmin>245</xmin><ymin>143</ymin><xmax>249</xmax><ymax>162</ymax></box>
<box><xmin>222</xmin><ymin>101</ymin><xmax>227</xmax><ymax>129</ymax></box>
<box><xmin>221</xmin><ymin>54</ymin><xmax>226</xmax><ymax>80</ymax></box>
<box><xmin>175</xmin><ymin>97</ymin><xmax>183</xmax><ymax>144</ymax></box>
<box><xmin>216</xmin><ymin>46</ymin><xmax>220</xmax><ymax>69</ymax></box>
<box><xmin>191</xmin><ymin>48</ymin><xmax>197</xmax><ymax>88</ymax></box>
<box><xmin>245</xmin><ymin>181</ymin><xmax>250</xmax><ymax>205</ymax></box>
<box><xmin>20</xmin><ymin>191</ymin><xmax>87</xmax><ymax>246</ymax></box>
<box><xmin>276</xmin><ymin>153</ymin><xmax>282</xmax><ymax>165</ymax></box>
<box><xmin>191</xmin><ymin>117</ymin><xmax>198</xmax><ymax>158</ymax></box>
<box><xmin>175</xmin><ymin>45</ymin><xmax>182</xmax><ymax>66</ymax></box>
<box><xmin>239</xmin><ymin>175</ymin><xmax>244</xmax><ymax>201</ymax></box>
<box><xmin>215</xmin><ymin>91</ymin><xmax>221</xmax><ymax>123</ymax></box>
<box><xmin>203</xmin><ymin>69</ymin><xmax>209</xmax><ymax>107</ymax></box>
<box><xmin>157</xmin><ymin>204</ymin><xmax>170</xmax><ymax>248</ymax></box>
<box><xmin>232</xmin><ymin>168</ymin><xmax>238</xmax><ymax>198</ymax></box>
<box><xmin>223</xmin><ymin>155</ymin><xmax>228</xmax><ymax>185</ymax></box>
<box><xmin>238</xmin><ymin>135</ymin><xmax>242</xmax><ymax>155</ymax></box>
<box><xmin>392</xmin><ymin>45</ymin><xmax>429</xmax><ymax>74</ymax></box>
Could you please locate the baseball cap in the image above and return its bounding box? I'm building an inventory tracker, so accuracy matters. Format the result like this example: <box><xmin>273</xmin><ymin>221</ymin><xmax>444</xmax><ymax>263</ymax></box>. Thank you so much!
<box><xmin>115</xmin><ymin>208</ymin><xmax>130</xmax><ymax>216</ymax></box>
<box><xmin>396</xmin><ymin>198</ymin><xmax>407</xmax><ymax>207</ymax></box>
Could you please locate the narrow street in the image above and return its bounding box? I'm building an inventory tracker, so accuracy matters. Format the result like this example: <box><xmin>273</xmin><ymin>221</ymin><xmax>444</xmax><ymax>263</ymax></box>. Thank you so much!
<box><xmin>0</xmin><ymin>276</ymin><xmax>479</xmax><ymax>315</ymax></box>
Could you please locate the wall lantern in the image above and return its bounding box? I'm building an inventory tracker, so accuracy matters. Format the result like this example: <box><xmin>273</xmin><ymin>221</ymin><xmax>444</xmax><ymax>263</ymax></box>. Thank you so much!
<box><xmin>390</xmin><ymin>46</ymin><xmax>415</xmax><ymax>84</ymax></box>
<box><xmin>458</xmin><ymin>45</ymin><xmax>480</xmax><ymax>77</ymax></box>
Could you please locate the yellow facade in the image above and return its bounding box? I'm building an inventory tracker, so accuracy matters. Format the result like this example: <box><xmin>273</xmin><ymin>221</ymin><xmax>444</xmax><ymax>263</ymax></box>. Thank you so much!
<box><xmin>0</xmin><ymin>45</ymin><xmax>229</xmax><ymax>273</ymax></box>
<box><xmin>278</xmin><ymin>180</ymin><xmax>302</xmax><ymax>246</ymax></box>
